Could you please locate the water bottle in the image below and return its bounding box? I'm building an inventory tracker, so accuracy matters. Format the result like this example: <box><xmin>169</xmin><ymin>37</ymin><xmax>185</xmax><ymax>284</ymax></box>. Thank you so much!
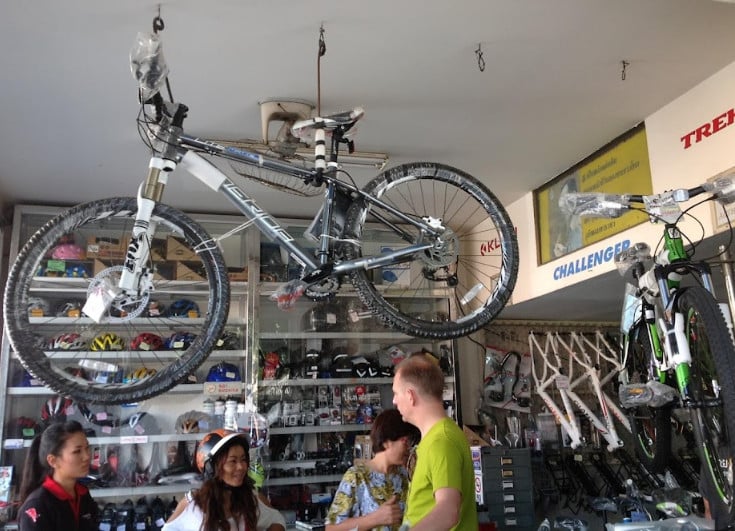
<box><xmin>224</xmin><ymin>399</ymin><xmax>239</xmax><ymax>431</ymax></box>
<box><xmin>213</xmin><ymin>399</ymin><xmax>225</xmax><ymax>429</ymax></box>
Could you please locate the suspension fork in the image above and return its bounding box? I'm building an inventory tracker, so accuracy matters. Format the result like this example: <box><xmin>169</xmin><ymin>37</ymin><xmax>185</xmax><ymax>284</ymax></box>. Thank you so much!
<box><xmin>117</xmin><ymin>156</ymin><xmax>173</xmax><ymax>292</ymax></box>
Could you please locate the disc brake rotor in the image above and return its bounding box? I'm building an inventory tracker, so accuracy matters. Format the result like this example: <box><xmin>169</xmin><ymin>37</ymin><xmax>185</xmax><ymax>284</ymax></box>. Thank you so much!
<box><xmin>87</xmin><ymin>266</ymin><xmax>150</xmax><ymax>322</ymax></box>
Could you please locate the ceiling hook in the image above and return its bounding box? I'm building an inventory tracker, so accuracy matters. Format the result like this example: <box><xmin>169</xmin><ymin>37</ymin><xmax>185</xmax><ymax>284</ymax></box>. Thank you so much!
<box><xmin>475</xmin><ymin>43</ymin><xmax>486</xmax><ymax>73</ymax></box>
<box><xmin>621</xmin><ymin>60</ymin><xmax>630</xmax><ymax>81</ymax></box>
<box><xmin>152</xmin><ymin>5</ymin><xmax>165</xmax><ymax>34</ymax></box>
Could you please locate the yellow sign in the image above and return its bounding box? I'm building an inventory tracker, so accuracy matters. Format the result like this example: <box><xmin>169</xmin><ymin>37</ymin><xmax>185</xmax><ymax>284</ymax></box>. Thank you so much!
<box><xmin>535</xmin><ymin>123</ymin><xmax>653</xmax><ymax>264</ymax></box>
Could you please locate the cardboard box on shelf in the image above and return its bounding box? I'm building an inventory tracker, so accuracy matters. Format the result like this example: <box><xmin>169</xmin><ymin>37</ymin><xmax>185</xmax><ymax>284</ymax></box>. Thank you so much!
<box><xmin>175</xmin><ymin>262</ymin><xmax>205</xmax><ymax>281</ymax></box>
<box><xmin>228</xmin><ymin>268</ymin><xmax>248</xmax><ymax>282</ymax></box>
<box><xmin>86</xmin><ymin>236</ymin><xmax>126</xmax><ymax>260</ymax></box>
<box><xmin>166</xmin><ymin>236</ymin><xmax>198</xmax><ymax>261</ymax></box>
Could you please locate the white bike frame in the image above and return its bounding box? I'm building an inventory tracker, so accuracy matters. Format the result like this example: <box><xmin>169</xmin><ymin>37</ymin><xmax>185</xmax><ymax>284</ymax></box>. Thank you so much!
<box><xmin>530</xmin><ymin>331</ymin><xmax>631</xmax><ymax>451</ymax></box>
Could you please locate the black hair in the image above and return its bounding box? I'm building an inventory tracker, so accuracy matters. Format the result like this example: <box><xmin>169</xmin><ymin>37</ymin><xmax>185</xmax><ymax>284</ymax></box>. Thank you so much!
<box><xmin>18</xmin><ymin>420</ymin><xmax>85</xmax><ymax>505</ymax></box>
<box><xmin>371</xmin><ymin>409</ymin><xmax>421</xmax><ymax>453</ymax></box>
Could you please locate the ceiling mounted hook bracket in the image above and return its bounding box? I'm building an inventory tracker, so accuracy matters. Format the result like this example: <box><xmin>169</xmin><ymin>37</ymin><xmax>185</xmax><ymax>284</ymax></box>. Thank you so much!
<box><xmin>475</xmin><ymin>43</ymin><xmax>486</xmax><ymax>73</ymax></box>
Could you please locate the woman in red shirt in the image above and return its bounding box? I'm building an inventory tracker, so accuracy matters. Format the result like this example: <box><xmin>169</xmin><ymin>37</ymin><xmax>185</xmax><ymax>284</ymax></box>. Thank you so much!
<box><xmin>17</xmin><ymin>420</ymin><xmax>98</xmax><ymax>530</ymax></box>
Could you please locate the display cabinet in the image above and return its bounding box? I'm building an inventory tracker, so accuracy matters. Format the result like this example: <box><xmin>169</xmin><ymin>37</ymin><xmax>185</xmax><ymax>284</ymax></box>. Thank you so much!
<box><xmin>252</xmin><ymin>220</ymin><xmax>460</xmax><ymax>517</ymax></box>
<box><xmin>0</xmin><ymin>204</ymin><xmax>254</xmax><ymax>512</ymax></box>
<box><xmin>0</xmin><ymin>206</ymin><xmax>460</xmax><ymax>522</ymax></box>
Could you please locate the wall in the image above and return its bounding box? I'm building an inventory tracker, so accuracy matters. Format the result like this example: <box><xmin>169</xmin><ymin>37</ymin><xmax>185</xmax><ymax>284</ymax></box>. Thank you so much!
<box><xmin>462</xmin><ymin>59</ymin><xmax>735</xmax><ymax>425</ymax></box>
<box><xmin>507</xmin><ymin>59</ymin><xmax>735</xmax><ymax>307</ymax></box>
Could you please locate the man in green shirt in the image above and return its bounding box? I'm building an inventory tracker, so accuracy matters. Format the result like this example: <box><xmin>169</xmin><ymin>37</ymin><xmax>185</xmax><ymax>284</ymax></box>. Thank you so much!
<box><xmin>392</xmin><ymin>354</ymin><xmax>478</xmax><ymax>530</ymax></box>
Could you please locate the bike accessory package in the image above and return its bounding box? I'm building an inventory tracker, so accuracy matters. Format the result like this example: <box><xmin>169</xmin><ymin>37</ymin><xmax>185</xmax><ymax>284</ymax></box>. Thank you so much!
<box><xmin>64</xmin><ymin>264</ymin><xmax>89</xmax><ymax>278</ymax></box>
<box><xmin>130</xmin><ymin>31</ymin><xmax>170</xmax><ymax>102</ymax></box>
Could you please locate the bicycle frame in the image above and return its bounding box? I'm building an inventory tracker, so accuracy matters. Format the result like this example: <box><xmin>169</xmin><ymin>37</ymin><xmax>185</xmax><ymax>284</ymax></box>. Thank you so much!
<box><xmin>116</xmin><ymin>129</ymin><xmax>443</xmax><ymax>298</ymax></box>
<box><xmin>625</xmin><ymin>223</ymin><xmax>718</xmax><ymax>402</ymax></box>
<box><xmin>530</xmin><ymin>331</ymin><xmax>630</xmax><ymax>452</ymax></box>
<box><xmin>562</xmin><ymin>332</ymin><xmax>629</xmax><ymax>450</ymax></box>
<box><xmin>529</xmin><ymin>332</ymin><xmax>584</xmax><ymax>449</ymax></box>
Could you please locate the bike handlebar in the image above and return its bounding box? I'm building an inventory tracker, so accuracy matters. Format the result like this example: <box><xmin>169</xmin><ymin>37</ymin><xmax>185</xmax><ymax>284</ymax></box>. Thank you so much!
<box><xmin>559</xmin><ymin>175</ymin><xmax>735</xmax><ymax>220</ymax></box>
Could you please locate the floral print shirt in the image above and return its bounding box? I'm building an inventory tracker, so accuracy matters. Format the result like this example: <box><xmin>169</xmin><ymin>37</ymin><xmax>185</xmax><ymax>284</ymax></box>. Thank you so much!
<box><xmin>326</xmin><ymin>463</ymin><xmax>410</xmax><ymax>531</ymax></box>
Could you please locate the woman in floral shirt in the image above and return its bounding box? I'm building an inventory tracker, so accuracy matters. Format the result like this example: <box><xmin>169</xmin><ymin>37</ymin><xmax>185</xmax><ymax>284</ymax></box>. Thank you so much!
<box><xmin>326</xmin><ymin>409</ymin><xmax>420</xmax><ymax>531</ymax></box>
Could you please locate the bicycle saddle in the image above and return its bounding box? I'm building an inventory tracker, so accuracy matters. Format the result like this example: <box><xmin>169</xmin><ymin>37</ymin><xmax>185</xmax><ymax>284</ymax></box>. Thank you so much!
<box><xmin>291</xmin><ymin>107</ymin><xmax>364</xmax><ymax>135</ymax></box>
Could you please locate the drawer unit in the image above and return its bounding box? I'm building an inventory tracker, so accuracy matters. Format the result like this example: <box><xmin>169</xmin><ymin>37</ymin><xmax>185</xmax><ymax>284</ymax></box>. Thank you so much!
<box><xmin>480</xmin><ymin>448</ymin><xmax>535</xmax><ymax>531</ymax></box>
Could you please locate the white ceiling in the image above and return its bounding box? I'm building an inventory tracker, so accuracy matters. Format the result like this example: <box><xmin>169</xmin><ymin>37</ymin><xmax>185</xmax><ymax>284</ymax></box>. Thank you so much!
<box><xmin>3</xmin><ymin>0</ymin><xmax>735</xmax><ymax>322</ymax></box>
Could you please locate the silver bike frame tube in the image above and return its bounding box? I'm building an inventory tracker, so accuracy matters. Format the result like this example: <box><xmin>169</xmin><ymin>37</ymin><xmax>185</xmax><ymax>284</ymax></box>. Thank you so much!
<box><xmin>179</xmin><ymin>151</ymin><xmax>436</xmax><ymax>275</ymax></box>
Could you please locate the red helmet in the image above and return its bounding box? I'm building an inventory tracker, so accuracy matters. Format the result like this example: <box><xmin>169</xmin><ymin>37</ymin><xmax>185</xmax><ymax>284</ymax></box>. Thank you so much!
<box><xmin>195</xmin><ymin>430</ymin><xmax>250</xmax><ymax>478</ymax></box>
<box><xmin>130</xmin><ymin>333</ymin><xmax>164</xmax><ymax>351</ymax></box>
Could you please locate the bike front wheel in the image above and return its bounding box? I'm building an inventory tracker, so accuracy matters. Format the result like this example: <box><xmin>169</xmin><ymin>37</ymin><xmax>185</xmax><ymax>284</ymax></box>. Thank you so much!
<box><xmin>4</xmin><ymin>197</ymin><xmax>230</xmax><ymax>404</ymax></box>
<box><xmin>343</xmin><ymin>162</ymin><xmax>518</xmax><ymax>339</ymax></box>
<box><xmin>679</xmin><ymin>286</ymin><xmax>735</xmax><ymax>526</ymax></box>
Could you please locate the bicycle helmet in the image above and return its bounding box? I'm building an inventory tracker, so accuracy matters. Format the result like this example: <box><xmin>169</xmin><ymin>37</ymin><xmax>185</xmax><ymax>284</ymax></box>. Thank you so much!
<box><xmin>27</xmin><ymin>297</ymin><xmax>50</xmax><ymax>317</ymax></box>
<box><xmin>51</xmin><ymin>242</ymin><xmax>85</xmax><ymax>260</ymax></box>
<box><xmin>14</xmin><ymin>369</ymin><xmax>44</xmax><ymax>387</ymax></box>
<box><xmin>124</xmin><ymin>366</ymin><xmax>157</xmax><ymax>383</ymax></box>
<box><xmin>9</xmin><ymin>416</ymin><xmax>41</xmax><ymax>440</ymax></box>
<box><xmin>167</xmin><ymin>299</ymin><xmax>200</xmax><ymax>318</ymax></box>
<box><xmin>49</xmin><ymin>332</ymin><xmax>87</xmax><ymax>351</ymax></box>
<box><xmin>302</xmin><ymin>301</ymin><xmax>341</xmax><ymax>332</ymax></box>
<box><xmin>144</xmin><ymin>300</ymin><xmax>166</xmax><ymax>317</ymax></box>
<box><xmin>55</xmin><ymin>299</ymin><xmax>84</xmax><ymax>317</ymax></box>
<box><xmin>330</xmin><ymin>353</ymin><xmax>353</xmax><ymax>378</ymax></box>
<box><xmin>303</xmin><ymin>349</ymin><xmax>321</xmax><ymax>379</ymax></box>
<box><xmin>41</xmin><ymin>396</ymin><xmax>74</xmax><ymax>425</ymax></box>
<box><xmin>164</xmin><ymin>332</ymin><xmax>196</xmax><ymax>350</ymax></box>
<box><xmin>216</xmin><ymin>330</ymin><xmax>241</xmax><ymax>350</ymax></box>
<box><xmin>130</xmin><ymin>333</ymin><xmax>164</xmax><ymax>351</ymax></box>
<box><xmin>175</xmin><ymin>410</ymin><xmax>211</xmax><ymax>435</ymax></box>
<box><xmin>90</xmin><ymin>332</ymin><xmax>125</xmax><ymax>351</ymax></box>
<box><xmin>65</xmin><ymin>264</ymin><xmax>89</xmax><ymax>278</ymax></box>
<box><xmin>195</xmin><ymin>429</ymin><xmax>250</xmax><ymax>479</ymax></box>
<box><xmin>206</xmin><ymin>362</ymin><xmax>241</xmax><ymax>382</ymax></box>
<box><xmin>120</xmin><ymin>411</ymin><xmax>159</xmax><ymax>436</ymax></box>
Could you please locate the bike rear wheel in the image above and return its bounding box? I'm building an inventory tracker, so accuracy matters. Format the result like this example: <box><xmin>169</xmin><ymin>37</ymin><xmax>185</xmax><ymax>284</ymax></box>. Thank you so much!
<box><xmin>343</xmin><ymin>162</ymin><xmax>518</xmax><ymax>339</ymax></box>
<box><xmin>679</xmin><ymin>286</ymin><xmax>735</xmax><ymax>526</ymax></box>
<box><xmin>623</xmin><ymin>322</ymin><xmax>672</xmax><ymax>472</ymax></box>
<box><xmin>3</xmin><ymin>197</ymin><xmax>230</xmax><ymax>404</ymax></box>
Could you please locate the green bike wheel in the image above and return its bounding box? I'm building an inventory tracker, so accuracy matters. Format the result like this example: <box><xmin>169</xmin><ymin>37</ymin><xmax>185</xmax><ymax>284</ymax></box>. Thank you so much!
<box><xmin>623</xmin><ymin>322</ymin><xmax>672</xmax><ymax>473</ymax></box>
<box><xmin>679</xmin><ymin>286</ymin><xmax>735</xmax><ymax>526</ymax></box>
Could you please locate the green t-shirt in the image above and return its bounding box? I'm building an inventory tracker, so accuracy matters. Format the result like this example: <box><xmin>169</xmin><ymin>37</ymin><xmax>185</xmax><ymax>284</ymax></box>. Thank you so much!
<box><xmin>403</xmin><ymin>417</ymin><xmax>478</xmax><ymax>530</ymax></box>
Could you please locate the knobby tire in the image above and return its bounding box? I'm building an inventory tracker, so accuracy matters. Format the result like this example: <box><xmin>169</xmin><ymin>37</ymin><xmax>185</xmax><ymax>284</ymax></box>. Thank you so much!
<box><xmin>3</xmin><ymin>198</ymin><xmax>230</xmax><ymax>404</ymax></box>
<box><xmin>343</xmin><ymin>162</ymin><xmax>518</xmax><ymax>339</ymax></box>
